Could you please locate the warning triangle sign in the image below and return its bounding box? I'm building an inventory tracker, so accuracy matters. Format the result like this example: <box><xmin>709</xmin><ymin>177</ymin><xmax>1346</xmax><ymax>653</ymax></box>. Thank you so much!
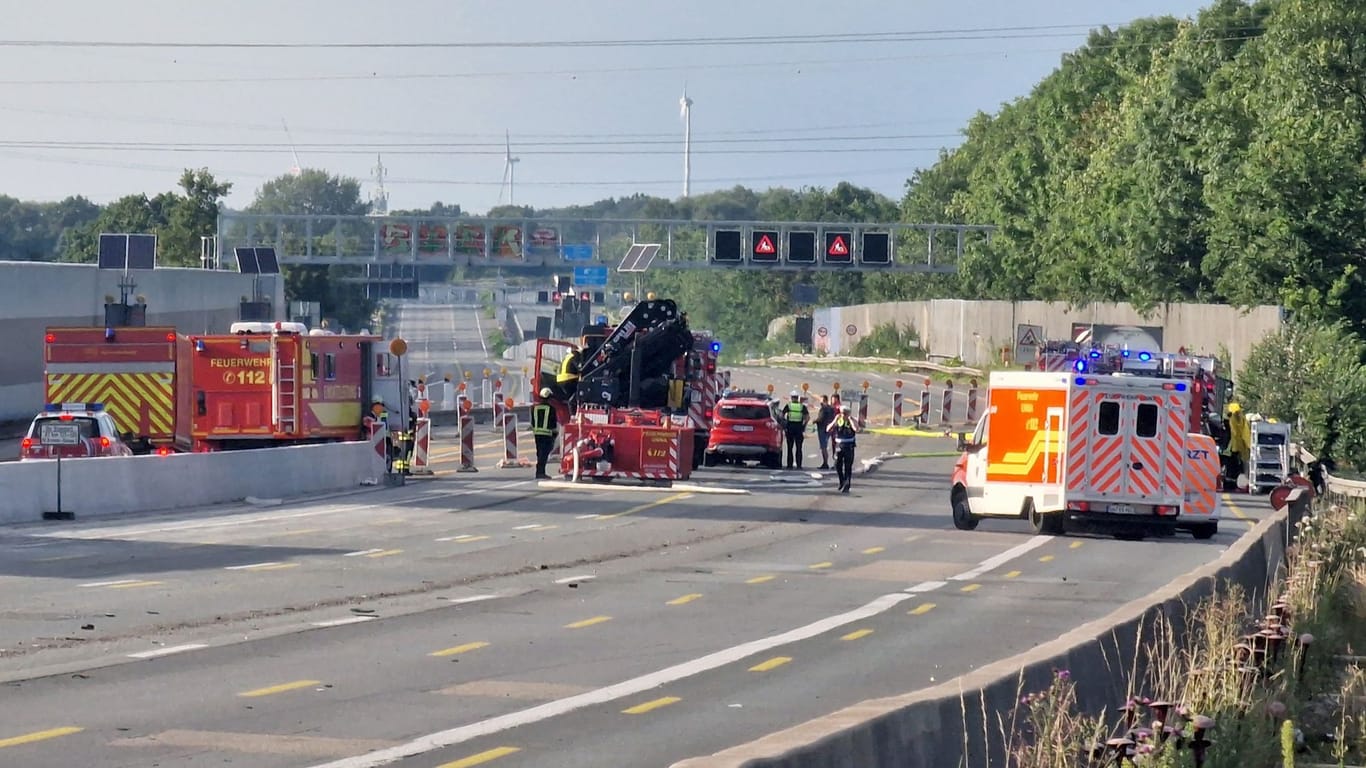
<box><xmin>755</xmin><ymin>234</ymin><xmax>776</xmax><ymax>255</ymax></box>
<box><xmin>1018</xmin><ymin>328</ymin><xmax>1040</xmax><ymax>346</ymax></box>
<box><xmin>827</xmin><ymin>235</ymin><xmax>848</xmax><ymax>256</ymax></box>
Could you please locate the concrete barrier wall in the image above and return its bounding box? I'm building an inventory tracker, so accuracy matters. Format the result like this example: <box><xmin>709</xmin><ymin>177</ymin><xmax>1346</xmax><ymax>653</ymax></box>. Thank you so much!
<box><xmin>797</xmin><ymin>300</ymin><xmax>1283</xmax><ymax>371</ymax></box>
<box><xmin>0</xmin><ymin>261</ymin><xmax>285</xmax><ymax>422</ymax></box>
<box><xmin>0</xmin><ymin>442</ymin><xmax>375</xmax><ymax>526</ymax></box>
<box><xmin>674</xmin><ymin>502</ymin><xmax>1296</xmax><ymax>768</ymax></box>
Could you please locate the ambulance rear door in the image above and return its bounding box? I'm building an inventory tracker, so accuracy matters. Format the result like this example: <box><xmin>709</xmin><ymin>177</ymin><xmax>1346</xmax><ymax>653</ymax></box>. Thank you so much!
<box><xmin>1069</xmin><ymin>377</ymin><xmax>1185</xmax><ymax>514</ymax></box>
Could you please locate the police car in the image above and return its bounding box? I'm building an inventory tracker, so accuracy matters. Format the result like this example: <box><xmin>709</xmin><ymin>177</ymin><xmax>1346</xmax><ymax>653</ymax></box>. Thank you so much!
<box><xmin>20</xmin><ymin>403</ymin><xmax>134</xmax><ymax>461</ymax></box>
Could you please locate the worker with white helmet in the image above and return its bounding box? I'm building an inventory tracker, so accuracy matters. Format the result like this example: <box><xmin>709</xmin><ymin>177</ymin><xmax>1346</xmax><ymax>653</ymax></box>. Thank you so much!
<box><xmin>827</xmin><ymin>403</ymin><xmax>858</xmax><ymax>493</ymax></box>
<box><xmin>781</xmin><ymin>389</ymin><xmax>810</xmax><ymax>470</ymax></box>
<box><xmin>532</xmin><ymin>387</ymin><xmax>559</xmax><ymax>479</ymax></box>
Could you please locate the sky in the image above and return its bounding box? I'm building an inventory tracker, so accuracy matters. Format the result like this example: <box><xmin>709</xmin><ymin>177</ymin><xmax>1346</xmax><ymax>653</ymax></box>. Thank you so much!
<box><xmin>0</xmin><ymin>0</ymin><xmax>1215</xmax><ymax>215</ymax></box>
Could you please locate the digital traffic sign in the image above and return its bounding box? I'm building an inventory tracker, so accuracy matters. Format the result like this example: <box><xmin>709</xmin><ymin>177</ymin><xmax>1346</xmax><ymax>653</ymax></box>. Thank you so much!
<box><xmin>824</xmin><ymin>231</ymin><xmax>853</xmax><ymax>264</ymax></box>
<box><xmin>751</xmin><ymin>230</ymin><xmax>779</xmax><ymax>263</ymax></box>
<box><xmin>860</xmin><ymin>232</ymin><xmax>890</xmax><ymax>264</ymax></box>
<box><xmin>787</xmin><ymin>231</ymin><xmax>816</xmax><ymax>264</ymax></box>
<box><xmin>713</xmin><ymin>229</ymin><xmax>743</xmax><ymax>263</ymax></box>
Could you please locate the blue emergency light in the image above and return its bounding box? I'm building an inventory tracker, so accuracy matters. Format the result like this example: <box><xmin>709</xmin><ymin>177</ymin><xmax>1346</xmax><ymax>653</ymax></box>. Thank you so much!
<box><xmin>1073</xmin><ymin>359</ymin><xmax>1088</xmax><ymax>373</ymax></box>
<box><xmin>44</xmin><ymin>402</ymin><xmax>103</xmax><ymax>412</ymax></box>
<box><xmin>1088</xmin><ymin>350</ymin><xmax>1102</xmax><ymax>359</ymax></box>
<box><xmin>195</xmin><ymin>338</ymin><xmax>206</xmax><ymax>353</ymax></box>
<box><xmin>710</xmin><ymin>341</ymin><xmax>722</xmax><ymax>354</ymax></box>
<box><xmin>1138</xmin><ymin>351</ymin><xmax>1152</xmax><ymax>362</ymax></box>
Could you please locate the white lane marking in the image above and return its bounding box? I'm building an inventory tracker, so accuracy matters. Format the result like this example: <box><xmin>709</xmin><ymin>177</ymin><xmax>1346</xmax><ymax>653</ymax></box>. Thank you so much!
<box><xmin>575</xmin><ymin>514</ymin><xmax>601</xmax><ymax>520</ymax></box>
<box><xmin>31</xmin><ymin>482</ymin><xmax>533</xmax><ymax>540</ymax></box>
<box><xmin>435</xmin><ymin>534</ymin><xmax>474</xmax><ymax>542</ymax></box>
<box><xmin>447</xmin><ymin>595</ymin><xmax>498</xmax><ymax>605</ymax></box>
<box><xmin>224</xmin><ymin>562</ymin><xmax>280</xmax><ymax>570</ymax></box>
<box><xmin>512</xmin><ymin>524</ymin><xmax>542</xmax><ymax>530</ymax></box>
<box><xmin>904</xmin><ymin>580</ymin><xmax>947</xmax><ymax>593</ymax></box>
<box><xmin>553</xmin><ymin>574</ymin><xmax>595</xmax><ymax>585</ymax></box>
<box><xmin>304</xmin><ymin>592</ymin><xmax>913</xmax><ymax>768</ymax></box>
<box><xmin>80</xmin><ymin>579</ymin><xmax>139</xmax><ymax>588</ymax></box>
<box><xmin>950</xmin><ymin>535</ymin><xmax>1051</xmax><ymax>580</ymax></box>
<box><xmin>471</xmin><ymin>307</ymin><xmax>488</xmax><ymax>355</ymax></box>
<box><xmin>312</xmin><ymin>616</ymin><xmax>378</xmax><ymax>628</ymax></box>
<box><xmin>127</xmin><ymin>643</ymin><xmax>208</xmax><ymax>659</ymax></box>
<box><xmin>344</xmin><ymin>549</ymin><xmax>385</xmax><ymax>557</ymax></box>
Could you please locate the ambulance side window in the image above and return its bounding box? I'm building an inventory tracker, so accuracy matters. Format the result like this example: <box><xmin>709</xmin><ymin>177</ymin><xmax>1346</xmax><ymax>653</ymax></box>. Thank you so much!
<box><xmin>1098</xmin><ymin>402</ymin><xmax>1120</xmax><ymax>435</ymax></box>
<box><xmin>1135</xmin><ymin>403</ymin><xmax>1158</xmax><ymax>438</ymax></box>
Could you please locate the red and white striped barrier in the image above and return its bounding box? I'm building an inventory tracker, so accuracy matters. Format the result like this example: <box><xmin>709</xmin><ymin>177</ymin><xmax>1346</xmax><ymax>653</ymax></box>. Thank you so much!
<box><xmin>410</xmin><ymin>417</ymin><xmax>433</xmax><ymax>475</ymax></box>
<box><xmin>966</xmin><ymin>378</ymin><xmax>980</xmax><ymax>424</ymax></box>
<box><xmin>892</xmin><ymin>382</ymin><xmax>903</xmax><ymax>426</ymax></box>
<box><xmin>492</xmin><ymin>381</ymin><xmax>506</xmax><ymax>435</ymax></box>
<box><xmin>858</xmin><ymin>392</ymin><xmax>869</xmax><ymax>430</ymax></box>
<box><xmin>457</xmin><ymin>396</ymin><xmax>478</xmax><ymax>473</ymax></box>
<box><xmin>364</xmin><ymin>416</ymin><xmax>388</xmax><ymax>481</ymax></box>
<box><xmin>941</xmin><ymin>380</ymin><xmax>954</xmax><ymax>424</ymax></box>
<box><xmin>919</xmin><ymin>377</ymin><xmax>931</xmax><ymax>426</ymax></box>
<box><xmin>497</xmin><ymin>413</ymin><xmax>531</xmax><ymax>468</ymax></box>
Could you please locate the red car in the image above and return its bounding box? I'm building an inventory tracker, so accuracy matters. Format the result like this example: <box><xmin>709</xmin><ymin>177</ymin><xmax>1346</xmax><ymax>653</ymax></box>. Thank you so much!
<box><xmin>20</xmin><ymin>403</ymin><xmax>135</xmax><ymax>461</ymax></box>
<box><xmin>704</xmin><ymin>391</ymin><xmax>783</xmax><ymax>469</ymax></box>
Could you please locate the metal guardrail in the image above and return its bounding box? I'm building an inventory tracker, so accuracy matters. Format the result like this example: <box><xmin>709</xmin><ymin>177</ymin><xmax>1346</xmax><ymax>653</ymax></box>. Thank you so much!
<box><xmin>742</xmin><ymin>354</ymin><xmax>985</xmax><ymax>378</ymax></box>
<box><xmin>1291</xmin><ymin>442</ymin><xmax>1366</xmax><ymax>501</ymax></box>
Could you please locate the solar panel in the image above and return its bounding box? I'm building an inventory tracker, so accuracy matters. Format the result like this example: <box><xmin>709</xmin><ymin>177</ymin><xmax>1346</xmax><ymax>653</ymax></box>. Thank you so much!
<box><xmin>126</xmin><ymin>234</ymin><xmax>157</xmax><ymax>270</ymax></box>
<box><xmin>618</xmin><ymin>243</ymin><xmax>661</xmax><ymax>273</ymax></box>
<box><xmin>234</xmin><ymin>247</ymin><xmax>261</xmax><ymax>274</ymax></box>
<box><xmin>97</xmin><ymin>234</ymin><xmax>126</xmax><ymax>270</ymax></box>
<box><xmin>254</xmin><ymin>246</ymin><xmax>280</xmax><ymax>274</ymax></box>
<box><xmin>616</xmin><ymin>244</ymin><xmax>646</xmax><ymax>272</ymax></box>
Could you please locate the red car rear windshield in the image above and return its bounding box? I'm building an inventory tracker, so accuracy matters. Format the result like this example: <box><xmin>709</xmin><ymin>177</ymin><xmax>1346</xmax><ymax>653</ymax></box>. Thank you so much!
<box><xmin>719</xmin><ymin>404</ymin><xmax>771</xmax><ymax>421</ymax></box>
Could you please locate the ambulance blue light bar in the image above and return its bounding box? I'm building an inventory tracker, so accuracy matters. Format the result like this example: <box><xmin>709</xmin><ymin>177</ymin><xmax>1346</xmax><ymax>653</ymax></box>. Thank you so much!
<box><xmin>44</xmin><ymin>402</ymin><xmax>104</xmax><ymax>412</ymax></box>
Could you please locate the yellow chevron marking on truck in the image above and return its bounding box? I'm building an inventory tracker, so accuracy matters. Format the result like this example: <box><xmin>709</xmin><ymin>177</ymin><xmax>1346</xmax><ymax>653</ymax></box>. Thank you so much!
<box><xmin>46</xmin><ymin>372</ymin><xmax>174</xmax><ymax>436</ymax></box>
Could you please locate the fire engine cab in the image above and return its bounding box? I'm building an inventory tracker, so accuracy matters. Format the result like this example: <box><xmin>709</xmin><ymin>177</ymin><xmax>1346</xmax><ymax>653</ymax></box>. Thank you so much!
<box><xmin>951</xmin><ymin>370</ymin><xmax>1222</xmax><ymax>540</ymax></box>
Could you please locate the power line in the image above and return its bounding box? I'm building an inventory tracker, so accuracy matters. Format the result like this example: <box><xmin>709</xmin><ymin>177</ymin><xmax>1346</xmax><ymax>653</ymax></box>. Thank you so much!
<box><xmin>0</xmin><ymin>142</ymin><xmax>947</xmax><ymax>157</ymax></box>
<box><xmin>0</xmin><ymin>134</ymin><xmax>958</xmax><ymax>150</ymax></box>
<box><xmin>0</xmin><ymin>24</ymin><xmax>1135</xmax><ymax>50</ymax></box>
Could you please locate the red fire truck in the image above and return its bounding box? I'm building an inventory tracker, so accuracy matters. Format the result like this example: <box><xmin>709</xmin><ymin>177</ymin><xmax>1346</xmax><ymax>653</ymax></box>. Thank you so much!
<box><xmin>44</xmin><ymin>322</ymin><xmax>405</xmax><ymax>453</ymax></box>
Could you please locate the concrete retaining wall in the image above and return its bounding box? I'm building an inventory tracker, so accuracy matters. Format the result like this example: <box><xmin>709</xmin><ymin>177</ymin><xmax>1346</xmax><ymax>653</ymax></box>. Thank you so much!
<box><xmin>802</xmin><ymin>300</ymin><xmax>1283</xmax><ymax>371</ymax></box>
<box><xmin>0</xmin><ymin>261</ymin><xmax>285</xmax><ymax>422</ymax></box>
<box><xmin>674</xmin><ymin>502</ymin><xmax>1297</xmax><ymax>768</ymax></box>
<box><xmin>0</xmin><ymin>442</ymin><xmax>375</xmax><ymax>526</ymax></box>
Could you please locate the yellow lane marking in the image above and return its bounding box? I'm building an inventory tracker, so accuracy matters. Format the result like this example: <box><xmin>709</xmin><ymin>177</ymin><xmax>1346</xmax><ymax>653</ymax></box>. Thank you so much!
<box><xmin>903</xmin><ymin>534</ymin><xmax>924</xmax><ymax>543</ymax></box>
<box><xmin>908</xmin><ymin>603</ymin><xmax>936</xmax><ymax>615</ymax></box>
<box><xmin>366</xmin><ymin>549</ymin><xmax>403</xmax><ymax>559</ymax></box>
<box><xmin>0</xmin><ymin>726</ymin><xmax>83</xmax><ymax>749</ymax></box>
<box><xmin>1223</xmin><ymin>494</ymin><xmax>1250</xmax><ymax>520</ymax></box>
<box><xmin>1038</xmin><ymin>555</ymin><xmax>1055</xmax><ymax>563</ymax></box>
<box><xmin>109</xmin><ymin>580</ymin><xmax>163</xmax><ymax>589</ymax></box>
<box><xmin>437</xmin><ymin>746</ymin><xmax>522</xmax><ymax>768</ymax></box>
<box><xmin>269</xmin><ymin>528</ymin><xmax>322</xmax><ymax>538</ymax></box>
<box><xmin>564</xmin><ymin>616</ymin><xmax>612</xmax><ymax>629</ymax></box>
<box><xmin>439</xmin><ymin>535</ymin><xmax>490</xmax><ymax>543</ymax></box>
<box><xmin>667</xmin><ymin>593</ymin><xmax>703</xmax><ymax>606</ymax></box>
<box><xmin>960</xmin><ymin>583</ymin><xmax>982</xmax><ymax>593</ymax></box>
<box><xmin>430</xmin><ymin>641</ymin><xmax>490</xmax><ymax>658</ymax></box>
<box><xmin>1004</xmin><ymin>570</ymin><xmax>1022</xmax><ymax>579</ymax></box>
<box><xmin>244</xmin><ymin>563</ymin><xmax>298</xmax><ymax>572</ymax></box>
<box><xmin>808</xmin><ymin>562</ymin><xmax>833</xmax><ymax>570</ymax></box>
<box><xmin>1068</xmin><ymin>541</ymin><xmax>1083</xmax><ymax>549</ymax></box>
<box><xmin>238</xmin><ymin>680</ymin><xmax>321</xmax><ymax>698</ymax></box>
<box><xmin>373</xmin><ymin>518</ymin><xmax>405</xmax><ymax>526</ymax></box>
<box><xmin>598</xmin><ymin>492</ymin><xmax>693</xmax><ymax>520</ymax></box>
<box><xmin>748</xmin><ymin>656</ymin><xmax>792</xmax><ymax>672</ymax></box>
<box><xmin>746</xmin><ymin>575</ymin><xmax>775</xmax><ymax>584</ymax></box>
<box><xmin>841</xmin><ymin>629</ymin><xmax>874</xmax><ymax>641</ymax></box>
<box><xmin>861</xmin><ymin>547</ymin><xmax>885</xmax><ymax>555</ymax></box>
<box><xmin>622</xmin><ymin>696</ymin><xmax>681</xmax><ymax>715</ymax></box>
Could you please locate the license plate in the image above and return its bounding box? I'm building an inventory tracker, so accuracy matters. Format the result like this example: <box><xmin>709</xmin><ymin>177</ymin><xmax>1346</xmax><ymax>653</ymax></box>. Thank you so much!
<box><xmin>732</xmin><ymin>425</ymin><xmax>754</xmax><ymax>432</ymax></box>
<box><xmin>1108</xmin><ymin>504</ymin><xmax>1134</xmax><ymax>515</ymax></box>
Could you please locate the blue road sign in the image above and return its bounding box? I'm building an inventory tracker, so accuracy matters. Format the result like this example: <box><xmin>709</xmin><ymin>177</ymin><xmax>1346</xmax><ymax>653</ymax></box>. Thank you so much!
<box><xmin>573</xmin><ymin>265</ymin><xmax>609</xmax><ymax>286</ymax></box>
<box><xmin>561</xmin><ymin>244</ymin><xmax>594</xmax><ymax>261</ymax></box>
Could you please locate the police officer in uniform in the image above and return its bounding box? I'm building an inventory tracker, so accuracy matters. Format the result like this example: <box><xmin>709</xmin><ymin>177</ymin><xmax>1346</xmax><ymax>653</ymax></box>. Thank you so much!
<box><xmin>781</xmin><ymin>390</ymin><xmax>810</xmax><ymax>469</ymax></box>
<box><xmin>828</xmin><ymin>404</ymin><xmax>858</xmax><ymax>493</ymax></box>
<box><xmin>532</xmin><ymin>387</ymin><xmax>559</xmax><ymax>479</ymax></box>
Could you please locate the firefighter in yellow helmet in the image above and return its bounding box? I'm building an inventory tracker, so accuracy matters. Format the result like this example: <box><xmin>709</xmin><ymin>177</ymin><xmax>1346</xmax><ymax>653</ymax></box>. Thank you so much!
<box><xmin>532</xmin><ymin>387</ymin><xmax>559</xmax><ymax>479</ymax></box>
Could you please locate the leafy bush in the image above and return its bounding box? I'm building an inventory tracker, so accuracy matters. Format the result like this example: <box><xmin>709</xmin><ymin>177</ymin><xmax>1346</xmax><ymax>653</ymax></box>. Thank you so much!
<box><xmin>850</xmin><ymin>322</ymin><xmax>924</xmax><ymax>359</ymax></box>
<box><xmin>1238</xmin><ymin>320</ymin><xmax>1366</xmax><ymax>468</ymax></box>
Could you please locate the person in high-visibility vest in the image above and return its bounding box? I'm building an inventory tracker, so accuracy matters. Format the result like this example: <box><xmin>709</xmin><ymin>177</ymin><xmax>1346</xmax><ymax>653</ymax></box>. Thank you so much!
<box><xmin>556</xmin><ymin>349</ymin><xmax>582</xmax><ymax>400</ymax></box>
<box><xmin>532</xmin><ymin>387</ymin><xmax>559</xmax><ymax>479</ymax></box>
<box><xmin>827</xmin><ymin>404</ymin><xmax>858</xmax><ymax>493</ymax></box>
<box><xmin>781</xmin><ymin>390</ymin><xmax>810</xmax><ymax>470</ymax></box>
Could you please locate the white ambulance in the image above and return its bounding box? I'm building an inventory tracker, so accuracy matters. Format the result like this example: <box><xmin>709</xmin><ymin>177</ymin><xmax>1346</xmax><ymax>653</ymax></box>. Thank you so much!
<box><xmin>950</xmin><ymin>370</ymin><xmax>1221</xmax><ymax>540</ymax></box>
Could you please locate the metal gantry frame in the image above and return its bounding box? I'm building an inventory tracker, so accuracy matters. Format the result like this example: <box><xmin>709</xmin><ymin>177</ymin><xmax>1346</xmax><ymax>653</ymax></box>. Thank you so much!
<box><xmin>215</xmin><ymin>212</ymin><xmax>994</xmax><ymax>274</ymax></box>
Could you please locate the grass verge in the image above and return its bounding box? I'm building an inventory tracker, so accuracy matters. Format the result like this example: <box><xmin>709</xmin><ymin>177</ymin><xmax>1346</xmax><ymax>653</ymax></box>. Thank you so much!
<box><xmin>1000</xmin><ymin>497</ymin><xmax>1366</xmax><ymax>767</ymax></box>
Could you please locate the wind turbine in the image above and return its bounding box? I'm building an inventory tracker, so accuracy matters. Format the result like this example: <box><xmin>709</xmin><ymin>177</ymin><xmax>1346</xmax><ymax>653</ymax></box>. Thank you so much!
<box><xmin>282</xmin><ymin>118</ymin><xmax>303</xmax><ymax>177</ymax></box>
<box><xmin>680</xmin><ymin>86</ymin><xmax>693</xmax><ymax>198</ymax></box>
<box><xmin>498</xmin><ymin>130</ymin><xmax>520</xmax><ymax>206</ymax></box>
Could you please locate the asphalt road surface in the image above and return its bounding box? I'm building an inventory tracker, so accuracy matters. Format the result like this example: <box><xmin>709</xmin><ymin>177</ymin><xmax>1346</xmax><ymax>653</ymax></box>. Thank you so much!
<box><xmin>386</xmin><ymin>302</ymin><xmax>529</xmax><ymax>405</ymax></box>
<box><xmin>0</xmin><ymin>424</ymin><xmax>1271</xmax><ymax>768</ymax></box>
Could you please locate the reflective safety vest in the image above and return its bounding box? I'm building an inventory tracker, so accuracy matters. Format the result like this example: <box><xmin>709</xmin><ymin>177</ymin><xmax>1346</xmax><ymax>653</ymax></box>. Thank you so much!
<box><xmin>783</xmin><ymin>402</ymin><xmax>806</xmax><ymax>423</ymax></box>
<box><xmin>532</xmin><ymin>403</ymin><xmax>556</xmax><ymax>436</ymax></box>
<box><xmin>832</xmin><ymin>416</ymin><xmax>857</xmax><ymax>444</ymax></box>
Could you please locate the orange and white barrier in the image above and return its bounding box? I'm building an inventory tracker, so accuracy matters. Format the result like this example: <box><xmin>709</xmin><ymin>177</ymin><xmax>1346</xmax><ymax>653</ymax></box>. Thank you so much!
<box><xmin>918</xmin><ymin>377</ymin><xmax>931</xmax><ymax>426</ymax></box>
<box><xmin>966</xmin><ymin>378</ymin><xmax>980</xmax><ymax>424</ymax></box>
<box><xmin>457</xmin><ymin>396</ymin><xmax>478</xmax><ymax>473</ymax></box>
<box><xmin>410</xmin><ymin>417</ymin><xmax>433</xmax><ymax>475</ymax></box>
<box><xmin>941</xmin><ymin>380</ymin><xmax>954</xmax><ymax>424</ymax></box>
<box><xmin>492</xmin><ymin>381</ymin><xmax>505</xmax><ymax>435</ymax></box>
<box><xmin>858</xmin><ymin>392</ymin><xmax>869</xmax><ymax>430</ymax></box>
<box><xmin>892</xmin><ymin>382</ymin><xmax>904</xmax><ymax>426</ymax></box>
<box><xmin>363</xmin><ymin>416</ymin><xmax>388</xmax><ymax>482</ymax></box>
<box><xmin>496</xmin><ymin>413</ymin><xmax>531</xmax><ymax>468</ymax></box>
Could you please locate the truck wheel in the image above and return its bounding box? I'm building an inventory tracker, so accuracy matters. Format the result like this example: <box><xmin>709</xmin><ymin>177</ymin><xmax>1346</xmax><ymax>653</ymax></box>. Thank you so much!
<box><xmin>1191</xmin><ymin>522</ymin><xmax>1218</xmax><ymax>540</ymax></box>
<box><xmin>703</xmin><ymin>452</ymin><xmax>719</xmax><ymax>468</ymax></box>
<box><xmin>762</xmin><ymin>452</ymin><xmax>782</xmax><ymax>470</ymax></box>
<box><xmin>1027</xmin><ymin>502</ymin><xmax>1064</xmax><ymax>536</ymax></box>
<box><xmin>952</xmin><ymin>492</ymin><xmax>979</xmax><ymax>531</ymax></box>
